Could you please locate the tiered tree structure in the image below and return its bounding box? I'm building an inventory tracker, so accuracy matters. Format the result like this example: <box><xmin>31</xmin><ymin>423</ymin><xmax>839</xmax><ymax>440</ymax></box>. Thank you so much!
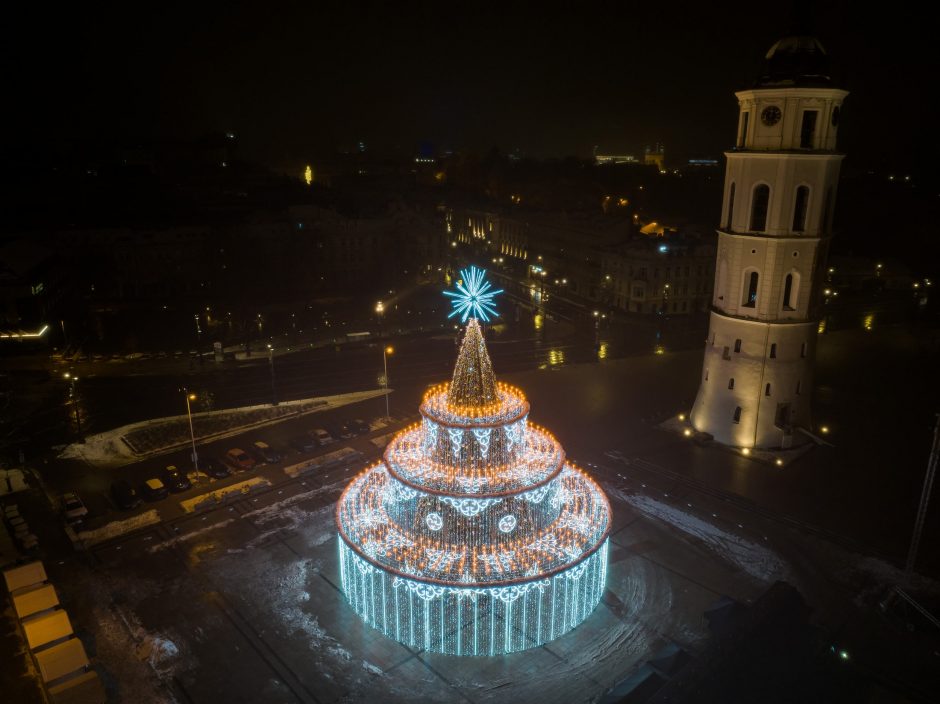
<box><xmin>336</xmin><ymin>268</ymin><xmax>611</xmax><ymax>655</ymax></box>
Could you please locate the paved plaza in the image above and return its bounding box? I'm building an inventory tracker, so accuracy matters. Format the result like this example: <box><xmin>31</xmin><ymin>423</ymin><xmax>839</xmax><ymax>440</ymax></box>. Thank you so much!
<box><xmin>46</xmin><ymin>462</ymin><xmax>767</xmax><ymax>704</ymax></box>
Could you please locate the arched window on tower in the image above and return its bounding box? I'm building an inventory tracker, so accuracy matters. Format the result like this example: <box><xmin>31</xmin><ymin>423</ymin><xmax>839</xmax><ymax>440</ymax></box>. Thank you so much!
<box><xmin>782</xmin><ymin>272</ymin><xmax>799</xmax><ymax>310</ymax></box>
<box><xmin>792</xmin><ymin>186</ymin><xmax>809</xmax><ymax>232</ymax></box>
<box><xmin>742</xmin><ymin>270</ymin><xmax>759</xmax><ymax>308</ymax></box>
<box><xmin>727</xmin><ymin>183</ymin><xmax>736</xmax><ymax>229</ymax></box>
<box><xmin>800</xmin><ymin>110</ymin><xmax>819</xmax><ymax>149</ymax></box>
<box><xmin>750</xmin><ymin>184</ymin><xmax>770</xmax><ymax>232</ymax></box>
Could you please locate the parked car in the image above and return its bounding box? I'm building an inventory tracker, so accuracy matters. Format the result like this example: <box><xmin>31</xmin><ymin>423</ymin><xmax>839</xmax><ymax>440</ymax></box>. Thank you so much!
<box><xmin>61</xmin><ymin>492</ymin><xmax>88</xmax><ymax>524</ymax></box>
<box><xmin>225</xmin><ymin>448</ymin><xmax>256</xmax><ymax>470</ymax></box>
<box><xmin>251</xmin><ymin>441</ymin><xmax>281</xmax><ymax>464</ymax></box>
<box><xmin>313</xmin><ymin>428</ymin><xmax>335</xmax><ymax>445</ymax></box>
<box><xmin>200</xmin><ymin>457</ymin><xmax>231</xmax><ymax>479</ymax></box>
<box><xmin>111</xmin><ymin>480</ymin><xmax>142</xmax><ymax>510</ymax></box>
<box><xmin>289</xmin><ymin>433</ymin><xmax>318</xmax><ymax>453</ymax></box>
<box><xmin>335</xmin><ymin>422</ymin><xmax>357</xmax><ymax>439</ymax></box>
<box><xmin>141</xmin><ymin>478</ymin><xmax>168</xmax><ymax>501</ymax></box>
<box><xmin>350</xmin><ymin>418</ymin><xmax>370</xmax><ymax>435</ymax></box>
<box><xmin>161</xmin><ymin>465</ymin><xmax>192</xmax><ymax>493</ymax></box>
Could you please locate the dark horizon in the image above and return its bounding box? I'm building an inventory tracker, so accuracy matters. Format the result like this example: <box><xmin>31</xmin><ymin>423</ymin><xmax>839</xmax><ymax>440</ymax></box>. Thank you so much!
<box><xmin>5</xmin><ymin>2</ymin><xmax>931</xmax><ymax>172</ymax></box>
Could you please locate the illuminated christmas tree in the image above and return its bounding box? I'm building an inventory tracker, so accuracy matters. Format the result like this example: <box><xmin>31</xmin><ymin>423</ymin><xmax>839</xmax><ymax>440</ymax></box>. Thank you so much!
<box><xmin>336</xmin><ymin>267</ymin><xmax>611</xmax><ymax>655</ymax></box>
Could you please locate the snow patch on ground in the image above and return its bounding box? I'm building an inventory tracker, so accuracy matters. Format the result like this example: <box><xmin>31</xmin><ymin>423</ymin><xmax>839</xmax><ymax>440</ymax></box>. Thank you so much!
<box><xmin>268</xmin><ymin>560</ymin><xmax>332</xmax><ymax>648</ymax></box>
<box><xmin>77</xmin><ymin>510</ymin><xmax>161</xmax><ymax>547</ymax></box>
<box><xmin>846</xmin><ymin>555</ymin><xmax>940</xmax><ymax>607</ymax></box>
<box><xmin>611</xmin><ymin>486</ymin><xmax>788</xmax><ymax>583</ymax></box>
<box><xmin>59</xmin><ymin>389</ymin><xmax>387</xmax><ymax>468</ymax></box>
<box><xmin>242</xmin><ymin>483</ymin><xmax>343</xmax><ymax>549</ymax></box>
<box><xmin>147</xmin><ymin>519</ymin><xmax>236</xmax><ymax>553</ymax></box>
<box><xmin>137</xmin><ymin>635</ymin><xmax>180</xmax><ymax>670</ymax></box>
<box><xmin>89</xmin><ymin>602</ymin><xmax>182</xmax><ymax>703</ymax></box>
<box><xmin>362</xmin><ymin>660</ymin><xmax>384</xmax><ymax>676</ymax></box>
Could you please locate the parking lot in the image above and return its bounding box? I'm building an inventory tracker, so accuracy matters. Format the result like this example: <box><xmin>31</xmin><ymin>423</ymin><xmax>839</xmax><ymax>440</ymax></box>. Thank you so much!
<box><xmin>50</xmin><ymin>394</ymin><xmax>407</xmax><ymax>534</ymax></box>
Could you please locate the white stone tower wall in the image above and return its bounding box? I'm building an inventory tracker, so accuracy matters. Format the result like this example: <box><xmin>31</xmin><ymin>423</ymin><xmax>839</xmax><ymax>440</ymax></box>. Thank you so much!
<box><xmin>691</xmin><ymin>312</ymin><xmax>817</xmax><ymax>447</ymax></box>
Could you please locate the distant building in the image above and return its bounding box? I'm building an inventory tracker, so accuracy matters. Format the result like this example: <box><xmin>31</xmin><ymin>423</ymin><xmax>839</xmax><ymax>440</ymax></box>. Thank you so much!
<box><xmin>595</xmin><ymin>154</ymin><xmax>638</xmax><ymax>165</ymax></box>
<box><xmin>644</xmin><ymin>143</ymin><xmax>666</xmax><ymax>170</ymax></box>
<box><xmin>0</xmin><ymin>240</ymin><xmax>65</xmax><ymax>340</ymax></box>
<box><xmin>601</xmin><ymin>232</ymin><xmax>716</xmax><ymax>314</ymax></box>
<box><xmin>445</xmin><ymin>203</ymin><xmax>712</xmax><ymax>314</ymax></box>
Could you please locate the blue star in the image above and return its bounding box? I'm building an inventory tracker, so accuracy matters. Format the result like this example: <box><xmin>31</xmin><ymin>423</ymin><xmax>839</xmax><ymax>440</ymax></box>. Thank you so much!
<box><xmin>443</xmin><ymin>266</ymin><xmax>504</xmax><ymax>323</ymax></box>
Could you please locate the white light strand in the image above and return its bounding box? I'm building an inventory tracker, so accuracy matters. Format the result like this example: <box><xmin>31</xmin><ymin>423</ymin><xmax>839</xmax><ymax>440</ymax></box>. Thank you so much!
<box><xmin>521</xmin><ymin>482</ymin><xmax>553</xmax><ymax>504</ymax></box>
<box><xmin>447</xmin><ymin>428</ymin><xmax>464</xmax><ymax>459</ymax></box>
<box><xmin>472</xmin><ymin>427</ymin><xmax>493</xmax><ymax>458</ymax></box>
<box><xmin>440</xmin><ymin>496</ymin><xmax>501</xmax><ymax>517</ymax></box>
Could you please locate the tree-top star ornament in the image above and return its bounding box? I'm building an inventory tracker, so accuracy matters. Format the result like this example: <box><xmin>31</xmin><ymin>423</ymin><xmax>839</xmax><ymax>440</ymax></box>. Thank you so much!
<box><xmin>444</xmin><ymin>266</ymin><xmax>504</xmax><ymax>323</ymax></box>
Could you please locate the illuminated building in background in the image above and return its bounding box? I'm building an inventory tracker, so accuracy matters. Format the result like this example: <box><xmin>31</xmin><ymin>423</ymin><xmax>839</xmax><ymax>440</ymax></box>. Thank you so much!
<box><xmin>336</xmin><ymin>272</ymin><xmax>611</xmax><ymax>655</ymax></box>
<box><xmin>690</xmin><ymin>33</ymin><xmax>847</xmax><ymax>448</ymax></box>
<box><xmin>644</xmin><ymin>143</ymin><xmax>665</xmax><ymax>171</ymax></box>
<box><xmin>303</xmin><ymin>165</ymin><xmax>313</xmax><ymax>185</ymax></box>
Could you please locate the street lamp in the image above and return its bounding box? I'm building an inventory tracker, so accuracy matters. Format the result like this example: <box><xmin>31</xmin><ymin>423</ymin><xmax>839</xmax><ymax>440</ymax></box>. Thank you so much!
<box><xmin>267</xmin><ymin>343</ymin><xmax>278</xmax><ymax>406</ymax></box>
<box><xmin>376</xmin><ymin>301</ymin><xmax>385</xmax><ymax>339</ymax></box>
<box><xmin>183</xmin><ymin>388</ymin><xmax>200</xmax><ymax>482</ymax></box>
<box><xmin>382</xmin><ymin>346</ymin><xmax>394</xmax><ymax>420</ymax></box>
<box><xmin>63</xmin><ymin>372</ymin><xmax>83</xmax><ymax>442</ymax></box>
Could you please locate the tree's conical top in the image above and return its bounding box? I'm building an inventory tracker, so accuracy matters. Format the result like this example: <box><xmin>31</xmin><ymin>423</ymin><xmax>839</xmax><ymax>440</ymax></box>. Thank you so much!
<box><xmin>447</xmin><ymin>318</ymin><xmax>497</xmax><ymax>409</ymax></box>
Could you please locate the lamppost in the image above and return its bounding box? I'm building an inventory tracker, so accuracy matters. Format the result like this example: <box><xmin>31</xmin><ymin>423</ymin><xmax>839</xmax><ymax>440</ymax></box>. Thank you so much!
<box><xmin>267</xmin><ymin>343</ymin><xmax>278</xmax><ymax>406</ymax></box>
<box><xmin>63</xmin><ymin>372</ymin><xmax>83</xmax><ymax>443</ymax></box>
<box><xmin>183</xmin><ymin>388</ymin><xmax>200</xmax><ymax>482</ymax></box>
<box><xmin>382</xmin><ymin>345</ymin><xmax>393</xmax><ymax>420</ymax></box>
<box><xmin>376</xmin><ymin>301</ymin><xmax>385</xmax><ymax>339</ymax></box>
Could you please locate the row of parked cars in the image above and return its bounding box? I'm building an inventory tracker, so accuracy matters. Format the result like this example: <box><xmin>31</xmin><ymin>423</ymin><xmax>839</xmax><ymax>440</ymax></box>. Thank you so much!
<box><xmin>107</xmin><ymin>448</ymin><xmax>263</xmax><ymax>510</ymax></box>
<box><xmin>67</xmin><ymin>418</ymin><xmax>376</xmax><ymax>518</ymax></box>
<box><xmin>287</xmin><ymin>419</ymin><xmax>370</xmax><ymax>453</ymax></box>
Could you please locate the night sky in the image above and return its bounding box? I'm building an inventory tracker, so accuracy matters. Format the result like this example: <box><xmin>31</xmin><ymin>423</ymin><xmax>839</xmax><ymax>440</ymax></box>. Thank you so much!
<box><xmin>6</xmin><ymin>2</ymin><xmax>931</xmax><ymax>170</ymax></box>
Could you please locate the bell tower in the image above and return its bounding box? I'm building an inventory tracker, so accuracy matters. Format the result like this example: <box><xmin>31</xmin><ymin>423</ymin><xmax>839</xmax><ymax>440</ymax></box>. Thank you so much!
<box><xmin>690</xmin><ymin>34</ymin><xmax>848</xmax><ymax>449</ymax></box>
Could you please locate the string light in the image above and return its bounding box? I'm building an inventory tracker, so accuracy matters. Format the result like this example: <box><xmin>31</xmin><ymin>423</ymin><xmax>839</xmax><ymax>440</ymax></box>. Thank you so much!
<box><xmin>336</xmin><ymin>314</ymin><xmax>611</xmax><ymax>655</ymax></box>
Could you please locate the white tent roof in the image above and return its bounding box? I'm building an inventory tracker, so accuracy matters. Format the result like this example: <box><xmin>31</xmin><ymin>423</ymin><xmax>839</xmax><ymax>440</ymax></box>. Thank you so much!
<box><xmin>23</xmin><ymin>609</ymin><xmax>73</xmax><ymax>650</ymax></box>
<box><xmin>3</xmin><ymin>560</ymin><xmax>47</xmax><ymax>593</ymax></box>
<box><xmin>35</xmin><ymin>637</ymin><xmax>90</xmax><ymax>683</ymax></box>
<box><xmin>13</xmin><ymin>582</ymin><xmax>59</xmax><ymax>619</ymax></box>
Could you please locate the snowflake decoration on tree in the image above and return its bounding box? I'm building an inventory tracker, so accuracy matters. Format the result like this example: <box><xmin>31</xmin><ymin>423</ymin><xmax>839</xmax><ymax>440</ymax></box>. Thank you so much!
<box><xmin>444</xmin><ymin>266</ymin><xmax>504</xmax><ymax>323</ymax></box>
